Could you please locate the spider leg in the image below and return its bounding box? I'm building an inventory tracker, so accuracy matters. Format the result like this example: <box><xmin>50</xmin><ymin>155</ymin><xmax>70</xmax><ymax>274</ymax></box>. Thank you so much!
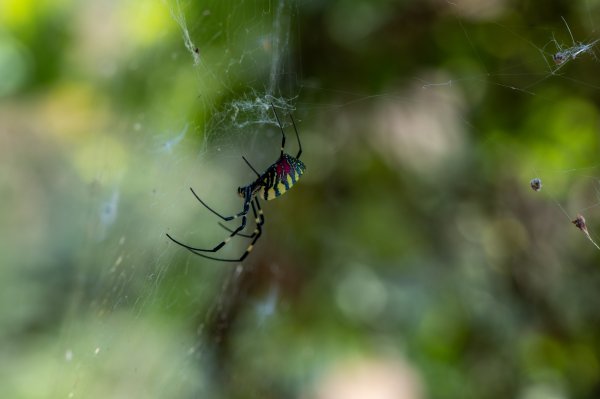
<box><xmin>217</xmin><ymin>197</ymin><xmax>263</xmax><ymax>238</ymax></box>
<box><xmin>289</xmin><ymin>112</ymin><xmax>302</xmax><ymax>159</ymax></box>
<box><xmin>271</xmin><ymin>102</ymin><xmax>286</xmax><ymax>157</ymax></box>
<box><xmin>218</xmin><ymin>222</ymin><xmax>253</xmax><ymax>238</ymax></box>
<box><xmin>271</xmin><ymin>102</ymin><xmax>302</xmax><ymax>159</ymax></box>
<box><xmin>190</xmin><ymin>187</ymin><xmax>250</xmax><ymax>221</ymax></box>
<box><xmin>172</xmin><ymin>201</ymin><xmax>264</xmax><ymax>262</ymax></box>
<box><xmin>254</xmin><ymin>197</ymin><xmax>264</xmax><ymax>225</ymax></box>
<box><xmin>167</xmin><ymin>208</ymin><xmax>248</xmax><ymax>253</ymax></box>
<box><xmin>167</xmin><ymin>189</ymin><xmax>253</xmax><ymax>253</ymax></box>
<box><xmin>242</xmin><ymin>156</ymin><xmax>260</xmax><ymax>178</ymax></box>
<box><xmin>167</xmin><ymin>217</ymin><xmax>244</xmax><ymax>251</ymax></box>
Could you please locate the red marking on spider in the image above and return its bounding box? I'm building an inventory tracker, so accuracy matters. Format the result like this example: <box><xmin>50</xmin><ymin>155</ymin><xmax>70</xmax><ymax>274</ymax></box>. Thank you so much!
<box><xmin>276</xmin><ymin>158</ymin><xmax>291</xmax><ymax>177</ymax></box>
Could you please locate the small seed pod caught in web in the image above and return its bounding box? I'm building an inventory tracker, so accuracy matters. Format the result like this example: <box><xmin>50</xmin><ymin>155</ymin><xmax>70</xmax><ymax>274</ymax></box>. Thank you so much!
<box><xmin>553</xmin><ymin>52</ymin><xmax>567</xmax><ymax>65</ymax></box>
<box><xmin>572</xmin><ymin>214</ymin><xmax>600</xmax><ymax>250</ymax></box>
<box><xmin>572</xmin><ymin>214</ymin><xmax>588</xmax><ymax>233</ymax></box>
<box><xmin>530</xmin><ymin>178</ymin><xmax>542</xmax><ymax>192</ymax></box>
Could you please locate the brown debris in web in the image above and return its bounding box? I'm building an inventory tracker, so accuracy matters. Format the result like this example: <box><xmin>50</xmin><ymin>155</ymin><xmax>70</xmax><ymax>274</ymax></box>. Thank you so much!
<box><xmin>572</xmin><ymin>214</ymin><xmax>600</xmax><ymax>250</ymax></box>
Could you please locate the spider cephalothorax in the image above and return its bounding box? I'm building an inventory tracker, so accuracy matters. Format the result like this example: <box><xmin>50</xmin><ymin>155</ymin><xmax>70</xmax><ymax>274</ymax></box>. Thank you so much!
<box><xmin>167</xmin><ymin>103</ymin><xmax>305</xmax><ymax>262</ymax></box>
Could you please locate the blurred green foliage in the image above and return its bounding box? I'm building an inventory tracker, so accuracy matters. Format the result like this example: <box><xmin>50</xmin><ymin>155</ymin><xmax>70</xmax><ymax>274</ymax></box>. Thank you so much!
<box><xmin>2</xmin><ymin>0</ymin><xmax>600</xmax><ymax>398</ymax></box>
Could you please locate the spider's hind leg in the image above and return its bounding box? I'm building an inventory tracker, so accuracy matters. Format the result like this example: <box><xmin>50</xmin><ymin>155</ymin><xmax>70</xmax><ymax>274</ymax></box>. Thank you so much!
<box><xmin>168</xmin><ymin>200</ymin><xmax>264</xmax><ymax>263</ymax></box>
<box><xmin>167</xmin><ymin>188</ymin><xmax>254</xmax><ymax>253</ymax></box>
<box><xmin>166</xmin><ymin>209</ymin><xmax>247</xmax><ymax>253</ymax></box>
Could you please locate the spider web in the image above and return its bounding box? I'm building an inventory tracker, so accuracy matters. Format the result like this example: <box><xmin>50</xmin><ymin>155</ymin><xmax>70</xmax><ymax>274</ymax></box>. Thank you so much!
<box><xmin>3</xmin><ymin>1</ymin><xmax>301</xmax><ymax>398</ymax></box>
<box><xmin>8</xmin><ymin>0</ymin><xmax>600</xmax><ymax>398</ymax></box>
<box><xmin>164</xmin><ymin>0</ymin><xmax>298</xmax><ymax>144</ymax></box>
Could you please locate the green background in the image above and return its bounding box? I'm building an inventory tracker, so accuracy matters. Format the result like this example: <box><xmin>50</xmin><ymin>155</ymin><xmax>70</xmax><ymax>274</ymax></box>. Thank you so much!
<box><xmin>2</xmin><ymin>0</ymin><xmax>600</xmax><ymax>398</ymax></box>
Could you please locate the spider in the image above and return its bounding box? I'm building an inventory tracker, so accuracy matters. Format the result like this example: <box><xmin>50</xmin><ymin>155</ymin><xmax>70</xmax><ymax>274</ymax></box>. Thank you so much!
<box><xmin>166</xmin><ymin>104</ymin><xmax>305</xmax><ymax>262</ymax></box>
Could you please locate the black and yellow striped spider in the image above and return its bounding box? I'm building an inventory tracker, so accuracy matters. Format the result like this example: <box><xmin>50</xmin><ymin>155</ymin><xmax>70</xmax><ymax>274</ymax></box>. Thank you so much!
<box><xmin>167</xmin><ymin>104</ymin><xmax>305</xmax><ymax>262</ymax></box>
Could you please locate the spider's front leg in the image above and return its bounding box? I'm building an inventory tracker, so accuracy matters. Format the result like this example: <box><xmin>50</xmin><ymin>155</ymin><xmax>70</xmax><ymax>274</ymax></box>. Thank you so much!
<box><xmin>190</xmin><ymin>187</ymin><xmax>250</xmax><ymax>221</ymax></box>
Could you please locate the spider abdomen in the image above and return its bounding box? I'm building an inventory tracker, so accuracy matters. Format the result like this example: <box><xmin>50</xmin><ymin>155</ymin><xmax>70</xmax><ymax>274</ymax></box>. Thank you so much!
<box><xmin>257</xmin><ymin>153</ymin><xmax>305</xmax><ymax>200</ymax></box>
